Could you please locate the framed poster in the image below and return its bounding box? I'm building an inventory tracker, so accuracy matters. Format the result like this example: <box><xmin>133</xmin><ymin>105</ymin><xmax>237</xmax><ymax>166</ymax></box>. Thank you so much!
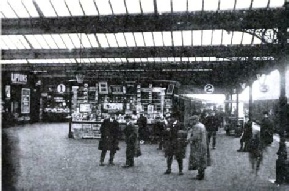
<box><xmin>166</xmin><ymin>84</ymin><xmax>174</xmax><ymax>95</ymax></box>
<box><xmin>147</xmin><ymin>105</ymin><xmax>154</xmax><ymax>114</ymax></box>
<box><xmin>21</xmin><ymin>88</ymin><xmax>30</xmax><ymax>114</ymax></box>
<box><xmin>99</xmin><ymin>82</ymin><xmax>108</xmax><ymax>94</ymax></box>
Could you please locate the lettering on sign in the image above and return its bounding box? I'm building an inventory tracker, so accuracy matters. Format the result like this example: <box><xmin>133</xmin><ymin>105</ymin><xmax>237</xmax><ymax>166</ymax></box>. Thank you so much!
<box><xmin>11</xmin><ymin>73</ymin><xmax>27</xmax><ymax>84</ymax></box>
<box><xmin>57</xmin><ymin>84</ymin><xmax>66</xmax><ymax>93</ymax></box>
<box><xmin>204</xmin><ymin>84</ymin><xmax>214</xmax><ymax>94</ymax></box>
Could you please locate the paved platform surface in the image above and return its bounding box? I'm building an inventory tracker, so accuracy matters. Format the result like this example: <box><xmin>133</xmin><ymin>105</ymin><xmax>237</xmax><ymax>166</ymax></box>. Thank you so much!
<box><xmin>3</xmin><ymin>123</ymin><xmax>289</xmax><ymax>191</ymax></box>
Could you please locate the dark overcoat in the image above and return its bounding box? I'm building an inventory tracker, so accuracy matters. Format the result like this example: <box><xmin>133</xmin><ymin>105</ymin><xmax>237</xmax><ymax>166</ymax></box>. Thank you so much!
<box><xmin>98</xmin><ymin>119</ymin><xmax>120</xmax><ymax>151</ymax></box>
<box><xmin>260</xmin><ymin>118</ymin><xmax>273</xmax><ymax>145</ymax></box>
<box><xmin>163</xmin><ymin>120</ymin><xmax>186</xmax><ymax>158</ymax></box>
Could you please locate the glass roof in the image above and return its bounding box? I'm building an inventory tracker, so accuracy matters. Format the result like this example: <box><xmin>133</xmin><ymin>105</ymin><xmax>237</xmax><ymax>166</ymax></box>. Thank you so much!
<box><xmin>1</xmin><ymin>29</ymin><xmax>275</xmax><ymax>50</ymax></box>
<box><xmin>0</xmin><ymin>57</ymin><xmax>275</xmax><ymax>65</ymax></box>
<box><xmin>0</xmin><ymin>0</ymin><xmax>284</xmax><ymax>19</ymax></box>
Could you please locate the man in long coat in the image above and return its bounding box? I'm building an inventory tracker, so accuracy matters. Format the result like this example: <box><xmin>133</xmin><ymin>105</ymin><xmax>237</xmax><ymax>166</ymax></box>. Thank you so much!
<box><xmin>163</xmin><ymin>114</ymin><xmax>186</xmax><ymax>175</ymax></box>
<box><xmin>237</xmin><ymin>115</ymin><xmax>252</xmax><ymax>152</ymax></box>
<box><xmin>187</xmin><ymin>115</ymin><xmax>208</xmax><ymax>180</ymax></box>
<box><xmin>260</xmin><ymin>111</ymin><xmax>274</xmax><ymax>146</ymax></box>
<box><xmin>99</xmin><ymin>114</ymin><xmax>120</xmax><ymax>166</ymax></box>
<box><xmin>204</xmin><ymin>110</ymin><xmax>219</xmax><ymax>149</ymax></box>
<box><xmin>123</xmin><ymin>116</ymin><xmax>137</xmax><ymax>168</ymax></box>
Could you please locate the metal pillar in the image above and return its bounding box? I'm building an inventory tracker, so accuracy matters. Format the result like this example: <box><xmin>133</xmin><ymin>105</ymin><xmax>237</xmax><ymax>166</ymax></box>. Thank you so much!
<box><xmin>248</xmin><ymin>82</ymin><xmax>253</xmax><ymax>121</ymax></box>
<box><xmin>275</xmin><ymin>1</ymin><xmax>288</xmax><ymax>184</ymax></box>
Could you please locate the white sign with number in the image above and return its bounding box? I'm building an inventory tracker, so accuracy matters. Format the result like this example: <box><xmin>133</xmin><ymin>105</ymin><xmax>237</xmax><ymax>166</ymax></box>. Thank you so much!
<box><xmin>57</xmin><ymin>84</ymin><xmax>66</xmax><ymax>93</ymax></box>
<box><xmin>204</xmin><ymin>84</ymin><xmax>214</xmax><ymax>94</ymax></box>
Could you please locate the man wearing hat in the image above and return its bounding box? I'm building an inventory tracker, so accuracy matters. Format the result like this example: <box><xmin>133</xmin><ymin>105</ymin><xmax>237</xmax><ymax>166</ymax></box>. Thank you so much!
<box><xmin>163</xmin><ymin>113</ymin><xmax>185</xmax><ymax>175</ymax></box>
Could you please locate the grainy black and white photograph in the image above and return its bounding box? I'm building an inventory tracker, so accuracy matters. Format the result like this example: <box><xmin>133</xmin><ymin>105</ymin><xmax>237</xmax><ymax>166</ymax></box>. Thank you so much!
<box><xmin>1</xmin><ymin>0</ymin><xmax>289</xmax><ymax>190</ymax></box>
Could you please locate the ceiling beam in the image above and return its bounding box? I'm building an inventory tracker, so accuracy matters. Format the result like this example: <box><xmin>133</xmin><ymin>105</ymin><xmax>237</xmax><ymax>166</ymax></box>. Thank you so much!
<box><xmin>2</xmin><ymin>8</ymin><xmax>286</xmax><ymax>35</ymax></box>
<box><xmin>1</xmin><ymin>44</ymin><xmax>283</xmax><ymax>60</ymax></box>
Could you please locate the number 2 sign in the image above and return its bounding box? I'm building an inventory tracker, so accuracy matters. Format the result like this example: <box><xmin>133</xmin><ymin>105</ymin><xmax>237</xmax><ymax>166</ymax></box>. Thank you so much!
<box><xmin>204</xmin><ymin>84</ymin><xmax>214</xmax><ymax>94</ymax></box>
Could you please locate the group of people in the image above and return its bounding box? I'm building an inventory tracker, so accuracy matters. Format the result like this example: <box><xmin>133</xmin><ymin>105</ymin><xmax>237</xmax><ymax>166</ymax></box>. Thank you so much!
<box><xmin>237</xmin><ymin>111</ymin><xmax>274</xmax><ymax>175</ymax></box>
<box><xmin>97</xmin><ymin>111</ymin><xmax>223</xmax><ymax>180</ymax></box>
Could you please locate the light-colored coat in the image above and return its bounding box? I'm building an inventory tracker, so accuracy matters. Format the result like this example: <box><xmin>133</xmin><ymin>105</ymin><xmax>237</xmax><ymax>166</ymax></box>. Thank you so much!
<box><xmin>187</xmin><ymin>122</ymin><xmax>208</xmax><ymax>170</ymax></box>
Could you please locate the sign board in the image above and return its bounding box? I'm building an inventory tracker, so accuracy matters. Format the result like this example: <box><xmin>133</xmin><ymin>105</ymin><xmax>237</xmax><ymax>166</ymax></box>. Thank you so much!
<box><xmin>57</xmin><ymin>84</ymin><xmax>66</xmax><ymax>93</ymax></box>
<box><xmin>11</xmin><ymin>73</ymin><xmax>27</xmax><ymax>84</ymax></box>
<box><xmin>21</xmin><ymin>88</ymin><xmax>30</xmax><ymax>114</ymax></box>
<box><xmin>204</xmin><ymin>84</ymin><xmax>214</xmax><ymax>94</ymax></box>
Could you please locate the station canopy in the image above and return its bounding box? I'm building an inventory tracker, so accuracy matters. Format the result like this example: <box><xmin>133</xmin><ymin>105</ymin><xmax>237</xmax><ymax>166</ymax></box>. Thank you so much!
<box><xmin>1</xmin><ymin>0</ymin><xmax>289</xmax><ymax>92</ymax></box>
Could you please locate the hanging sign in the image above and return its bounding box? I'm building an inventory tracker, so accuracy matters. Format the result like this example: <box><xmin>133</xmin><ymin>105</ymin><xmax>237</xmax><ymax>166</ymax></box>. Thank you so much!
<box><xmin>57</xmin><ymin>84</ymin><xmax>66</xmax><ymax>93</ymax></box>
<box><xmin>204</xmin><ymin>84</ymin><xmax>214</xmax><ymax>94</ymax></box>
<box><xmin>11</xmin><ymin>73</ymin><xmax>27</xmax><ymax>84</ymax></box>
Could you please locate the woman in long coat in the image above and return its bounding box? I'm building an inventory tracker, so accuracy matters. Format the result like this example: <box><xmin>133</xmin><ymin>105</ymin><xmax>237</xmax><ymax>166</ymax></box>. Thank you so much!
<box><xmin>187</xmin><ymin>115</ymin><xmax>208</xmax><ymax>180</ymax></box>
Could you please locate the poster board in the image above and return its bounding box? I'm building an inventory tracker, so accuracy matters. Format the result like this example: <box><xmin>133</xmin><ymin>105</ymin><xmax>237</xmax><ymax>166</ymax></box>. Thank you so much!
<box><xmin>21</xmin><ymin>88</ymin><xmax>30</xmax><ymax>114</ymax></box>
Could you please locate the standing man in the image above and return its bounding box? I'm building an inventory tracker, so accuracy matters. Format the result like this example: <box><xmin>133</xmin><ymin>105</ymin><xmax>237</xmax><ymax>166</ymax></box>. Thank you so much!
<box><xmin>98</xmin><ymin>114</ymin><xmax>120</xmax><ymax>166</ymax></box>
<box><xmin>237</xmin><ymin>115</ymin><xmax>252</xmax><ymax>152</ymax></box>
<box><xmin>187</xmin><ymin>115</ymin><xmax>208</xmax><ymax>180</ymax></box>
<box><xmin>163</xmin><ymin>113</ymin><xmax>185</xmax><ymax>175</ymax></box>
<box><xmin>137</xmin><ymin>114</ymin><xmax>148</xmax><ymax>144</ymax></box>
<box><xmin>204</xmin><ymin>110</ymin><xmax>219</xmax><ymax>149</ymax></box>
<box><xmin>260</xmin><ymin>111</ymin><xmax>274</xmax><ymax>146</ymax></box>
<box><xmin>123</xmin><ymin>115</ymin><xmax>137</xmax><ymax>168</ymax></box>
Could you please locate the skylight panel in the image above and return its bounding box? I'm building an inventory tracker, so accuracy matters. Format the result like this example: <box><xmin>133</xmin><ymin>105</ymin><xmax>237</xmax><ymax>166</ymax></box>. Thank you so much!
<box><xmin>105</xmin><ymin>34</ymin><xmax>118</xmax><ymax>47</ymax></box>
<box><xmin>182</xmin><ymin>57</ymin><xmax>189</xmax><ymax>61</ymax></box>
<box><xmin>65</xmin><ymin>0</ymin><xmax>84</xmax><ymax>16</ymax></box>
<box><xmin>148</xmin><ymin>58</ymin><xmax>154</xmax><ymax>62</ymax></box>
<box><xmin>126</xmin><ymin>0</ymin><xmax>141</xmax><ymax>14</ymax></box>
<box><xmin>69</xmin><ymin>34</ymin><xmax>81</xmax><ymax>48</ymax></box>
<box><xmin>192</xmin><ymin>31</ymin><xmax>202</xmax><ymax>46</ymax></box>
<box><xmin>60</xmin><ymin>34</ymin><xmax>75</xmax><ymax>49</ymax></box>
<box><xmin>87</xmin><ymin>34</ymin><xmax>99</xmax><ymax>47</ymax></box>
<box><xmin>202</xmin><ymin>30</ymin><xmax>212</xmax><ymax>46</ymax></box>
<box><xmin>124</xmin><ymin>33</ymin><xmax>136</xmax><ymax>47</ymax></box>
<box><xmin>252</xmin><ymin>36</ymin><xmax>262</xmax><ymax>44</ymax></box>
<box><xmin>143</xmin><ymin>32</ymin><xmax>154</xmax><ymax>46</ymax></box>
<box><xmin>133</xmin><ymin>33</ymin><xmax>145</xmax><ymax>47</ymax></box>
<box><xmin>172</xmin><ymin>0</ymin><xmax>187</xmax><ymax>12</ymax></box>
<box><xmin>140</xmin><ymin>0</ymin><xmax>154</xmax><ymax>13</ymax></box>
<box><xmin>235</xmin><ymin>0</ymin><xmax>251</xmax><ymax>9</ymax></box>
<box><xmin>195</xmin><ymin>57</ymin><xmax>202</xmax><ymax>61</ymax></box>
<box><xmin>107</xmin><ymin>58</ymin><xmax>115</xmax><ymax>63</ymax></box>
<box><xmin>211</xmin><ymin>30</ymin><xmax>222</xmax><ymax>45</ymax></box>
<box><xmin>115</xmin><ymin>33</ymin><xmax>127</xmax><ymax>47</ymax></box>
<box><xmin>42</xmin><ymin>35</ymin><xmax>58</xmax><ymax>49</ymax></box>
<box><xmin>17</xmin><ymin>35</ymin><xmax>30</xmax><ymax>49</ymax></box>
<box><xmin>269</xmin><ymin>0</ymin><xmax>284</xmax><ymax>8</ymax></box>
<box><xmin>89</xmin><ymin>58</ymin><xmax>96</xmax><ymax>63</ymax></box>
<box><xmin>21</xmin><ymin>0</ymin><xmax>39</xmax><ymax>17</ymax></box>
<box><xmin>153</xmin><ymin>32</ymin><xmax>163</xmax><ymax>46</ymax></box>
<box><xmin>242</xmin><ymin>32</ymin><xmax>253</xmax><ymax>44</ymax></box>
<box><xmin>188</xmin><ymin>57</ymin><xmax>196</xmax><ymax>61</ymax></box>
<box><xmin>50</xmin><ymin>0</ymin><xmax>70</xmax><ymax>16</ymax></box>
<box><xmin>134</xmin><ymin>58</ymin><xmax>141</xmax><ymax>62</ymax></box>
<box><xmin>79</xmin><ymin>0</ymin><xmax>98</xmax><ymax>16</ymax></box>
<box><xmin>95</xmin><ymin>58</ymin><xmax>102</xmax><ymax>62</ymax></box>
<box><xmin>252</xmin><ymin>0</ymin><xmax>269</xmax><ymax>9</ymax></box>
<box><xmin>127</xmin><ymin>58</ymin><xmax>135</xmax><ymax>62</ymax></box>
<box><xmin>110</xmin><ymin>0</ymin><xmax>126</xmax><ymax>14</ymax></box>
<box><xmin>220</xmin><ymin>0</ymin><xmax>235</xmax><ymax>10</ymax></box>
<box><xmin>96</xmin><ymin>34</ymin><xmax>109</xmax><ymax>47</ymax></box>
<box><xmin>139</xmin><ymin>58</ymin><xmax>147</xmax><ymax>62</ymax></box>
<box><xmin>2</xmin><ymin>59</ymin><xmax>28</xmax><ymax>64</ymax></box>
<box><xmin>51</xmin><ymin>35</ymin><xmax>67</xmax><ymax>49</ymax></box>
<box><xmin>115</xmin><ymin>58</ymin><xmax>122</xmax><ymax>63</ymax></box>
<box><xmin>182</xmin><ymin>31</ymin><xmax>191</xmax><ymax>46</ymax></box>
<box><xmin>80</xmin><ymin>34</ymin><xmax>92</xmax><ymax>48</ymax></box>
<box><xmin>1</xmin><ymin>1</ymin><xmax>18</xmax><ymax>18</ymax></box>
<box><xmin>204</xmin><ymin>0</ymin><xmax>218</xmax><ymax>11</ymax></box>
<box><xmin>0</xmin><ymin>38</ymin><xmax>9</xmax><ymax>49</ymax></box>
<box><xmin>34</xmin><ymin>0</ymin><xmax>57</xmax><ymax>17</ymax></box>
<box><xmin>26</xmin><ymin>35</ymin><xmax>42</xmax><ymax>49</ymax></box>
<box><xmin>156</xmin><ymin>0</ymin><xmax>171</xmax><ymax>14</ymax></box>
<box><xmin>94</xmin><ymin>0</ymin><xmax>112</xmax><ymax>15</ymax></box>
<box><xmin>172</xmin><ymin>31</ymin><xmax>182</xmax><ymax>46</ymax></box>
<box><xmin>162</xmin><ymin>32</ymin><xmax>172</xmax><ymax>46</ymax></box>
<box><xmin>120</xmin><ymin>58</ymin><xmax>127</xmax><ymax>62</ymax></box>
<box><xmin>161</xmin><ymin>58</ymin><xmax>168</xmax><ymax>62</ymax></box>
<box><xmin>0</xmin><ymin>12</ymin><xmax>5</xmax><ymax>18</ymax></box>
<box><xmin>70</xmin><ymin>59</ymin><xmax>77</xmax><ymax>63</ymax></box>
<box><xmin>154</xmin><ymin>58</ymin><xmax>161</xmax><ymax>62</ymax></box>
<box><xmin>168</xmin><ymin>57</ymin><xmax>175</xmax><ymax>61</ymax></box>
<box><xmin>188</xmin><ymin>0</ymin><xmax>202</xmax><ymax>11</ymax></box>
<box><xmin>222</xmin><ymin>31</ymin><xmax>233</xmax><ymax>45</ymax></box>
<box><xmin>8</xmin><ymin>35</ymin><xmax>25</xmax><ymax>49</ymax></box>
<box><xmin>33</xmin><ymin>35</ymin><xmax>50</xmax><ymax>49</ymax></box>
<box><xmin>231</xmin><ymin>32</ymin><xmax>243</xmax><ymax>44</ymax></box>
<box><xmin>175</xmin><ymin>58</ymin><xmax>181</xmax><ymax>62</ymax></box>
<box><xmin>8</xmin><ymin>0</ymin><xmax>30</xmax><ymax>18</ymax></box>
<box><xmin>209</xmin><ymin>57</ymin><xmax>217</xmax><ymax>61</ymax></box>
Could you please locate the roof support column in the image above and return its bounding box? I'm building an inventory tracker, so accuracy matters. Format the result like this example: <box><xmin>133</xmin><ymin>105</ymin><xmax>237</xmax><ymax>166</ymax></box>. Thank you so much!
<box><xmin>248</xmin><ymin>81</ymin><xmax>253</xmax><ymax>121</ymax></box>
<box><xmin>275</xmin><ymin>1</ymin><xmax>289</xmax><ymax>184</ymax></box>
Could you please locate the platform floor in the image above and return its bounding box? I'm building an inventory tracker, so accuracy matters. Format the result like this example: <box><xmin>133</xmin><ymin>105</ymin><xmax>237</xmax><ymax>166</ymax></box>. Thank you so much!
<box><xmin>3</xmin><ymin>123</ymin><xmax>289</xmax><ymax>191</ymax></box>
